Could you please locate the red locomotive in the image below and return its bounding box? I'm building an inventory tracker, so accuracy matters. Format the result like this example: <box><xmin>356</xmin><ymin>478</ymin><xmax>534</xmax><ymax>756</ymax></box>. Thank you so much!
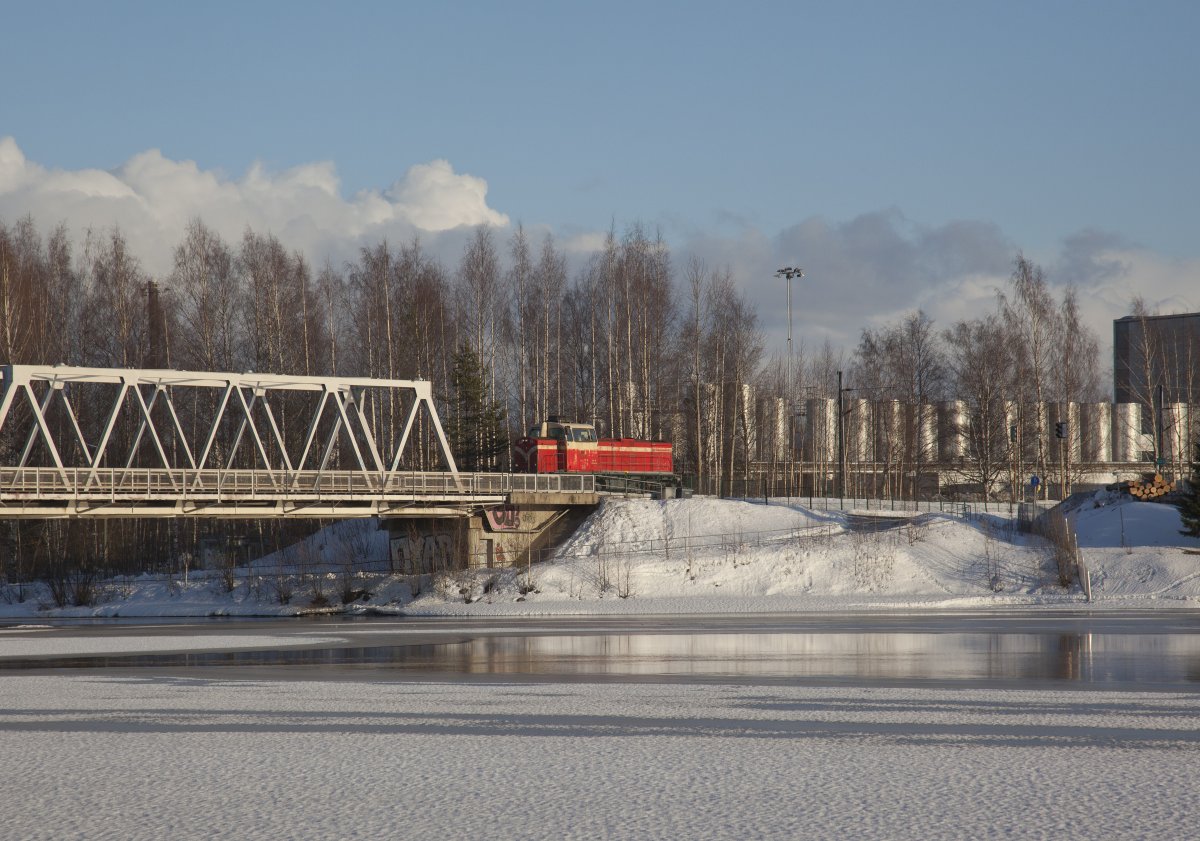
<box><xmin>514</xmin><ymin>419</ymin><xmax>673</xmax><ymax>476</ymax></box>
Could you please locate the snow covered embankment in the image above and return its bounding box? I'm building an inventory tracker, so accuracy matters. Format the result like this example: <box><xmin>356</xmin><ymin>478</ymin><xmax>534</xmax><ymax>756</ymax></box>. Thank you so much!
<box><xmin>4</xmin><ymin>493</ymin><xmax>1199</xmax><ymax>619</ymax></box>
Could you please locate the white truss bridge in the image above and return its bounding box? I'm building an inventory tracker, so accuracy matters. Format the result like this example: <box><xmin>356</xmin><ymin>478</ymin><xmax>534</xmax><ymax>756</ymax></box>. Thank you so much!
<box><xmin>0</xmin><ymin>365</ymin><xmax>592</xmax><ymax>518</ymax></box>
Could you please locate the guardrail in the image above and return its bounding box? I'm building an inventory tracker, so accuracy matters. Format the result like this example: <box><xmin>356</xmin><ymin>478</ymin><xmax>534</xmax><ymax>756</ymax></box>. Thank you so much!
<box><xmin>0</xmin><ymin>467</ymin><xmax>594</xmax><ymax>502</ymax></box>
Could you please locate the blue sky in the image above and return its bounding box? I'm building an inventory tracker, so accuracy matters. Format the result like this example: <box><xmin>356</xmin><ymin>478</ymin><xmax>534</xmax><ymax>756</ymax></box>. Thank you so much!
<box><xmin>2</xmin><ymin>0</ymin><xmax>1198</xmax><ymax>351</ymax></box>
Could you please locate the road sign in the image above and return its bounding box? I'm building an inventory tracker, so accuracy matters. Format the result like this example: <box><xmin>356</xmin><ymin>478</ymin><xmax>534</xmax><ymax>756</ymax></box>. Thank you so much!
<box><xmin>1030</xmin><ymin>475</ymin><xmax>1040</xmax><ymax>488</ymax></box>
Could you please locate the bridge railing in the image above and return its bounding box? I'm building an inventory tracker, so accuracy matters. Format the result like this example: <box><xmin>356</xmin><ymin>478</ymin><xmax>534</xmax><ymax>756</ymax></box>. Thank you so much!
<box><xmin>0</xmin><ymin>467</ymin><xmax>595</xmax><ymax>501</ymax></box>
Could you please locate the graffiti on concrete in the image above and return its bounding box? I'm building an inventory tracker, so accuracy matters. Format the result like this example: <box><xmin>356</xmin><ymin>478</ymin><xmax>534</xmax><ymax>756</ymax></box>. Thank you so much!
<box><xmin>390</xmin><ymin>533</ymin><xmax>454</xmax><ymax>573</ymax></box>
<box><xmin>484</xmin><ymin>503</ymin><xmax>521</xmax><ymax>531</ymax></box>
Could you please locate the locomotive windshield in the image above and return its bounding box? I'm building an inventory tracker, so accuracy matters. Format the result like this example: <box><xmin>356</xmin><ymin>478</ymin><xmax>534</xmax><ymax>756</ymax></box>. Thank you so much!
<box><xmin>528</xmin><ymin>421</ymin><xmax>596</xmax><ymax>443</ymax></box>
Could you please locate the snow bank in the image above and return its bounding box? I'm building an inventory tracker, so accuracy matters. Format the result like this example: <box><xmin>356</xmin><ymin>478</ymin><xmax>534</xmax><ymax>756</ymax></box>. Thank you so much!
<box><xmin>3</xmin><ymin>495</ymin><xmax>1200</xmax><ymax>620</ymax></box>
<box><xmin>397</xmin><ymin>495</ymin><xmax>1200</xmax><ymax>615</ymax></box>
<box><xmin>1070</xmin><ymin>492</ymin><xmax>1194</xmax><ymax>548</ymax></box>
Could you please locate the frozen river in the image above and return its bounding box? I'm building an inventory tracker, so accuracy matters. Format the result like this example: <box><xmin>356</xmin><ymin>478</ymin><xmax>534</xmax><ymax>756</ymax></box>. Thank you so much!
<box><xmin>4</xmin><ymin>611</ymin><xmax>1200</xmax><ymax>689</ymax></box>
<box><xmin>4</xmin><ymin>612</ymin><xmax>1200</xmax><ymax>840</ymax></box>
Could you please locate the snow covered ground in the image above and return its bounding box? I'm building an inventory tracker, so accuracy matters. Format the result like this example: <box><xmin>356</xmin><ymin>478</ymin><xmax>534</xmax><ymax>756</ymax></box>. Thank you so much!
<box><xmin>2</xmin><ymin>675</ymin><xmax>1197</xmax><ymax>840</ymax></box>
<box><xmin>4</xmin><ymin>493</ymin><xmax>1200</xmax><ymax>840</ymax></box>
<box><xmin>3</xmin><ymin>491</ymin><xmax>1198</xmax><ymax>619</ymax></box>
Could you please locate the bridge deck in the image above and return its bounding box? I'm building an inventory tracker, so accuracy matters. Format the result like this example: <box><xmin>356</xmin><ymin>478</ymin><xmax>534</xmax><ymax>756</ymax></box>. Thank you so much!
<box><xmin>0</xmin><ymin>468</ymin><xmax>595</xmax><ymax>518</ymax></box>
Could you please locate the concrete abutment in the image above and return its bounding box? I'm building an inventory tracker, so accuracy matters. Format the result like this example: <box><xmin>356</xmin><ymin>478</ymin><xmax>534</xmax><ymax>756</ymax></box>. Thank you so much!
<box><xmin>382</xmin><ymin>491</ymin><xmax>600</xmax><ymax>573</ymax></box>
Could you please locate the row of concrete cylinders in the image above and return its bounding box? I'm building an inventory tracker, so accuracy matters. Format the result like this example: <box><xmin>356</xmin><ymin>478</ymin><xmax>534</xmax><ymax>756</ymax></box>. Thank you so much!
<box><xmin>788</xmin><ymin>399</ymin><xmax>1198</xmax><ymax>464</ymax></box>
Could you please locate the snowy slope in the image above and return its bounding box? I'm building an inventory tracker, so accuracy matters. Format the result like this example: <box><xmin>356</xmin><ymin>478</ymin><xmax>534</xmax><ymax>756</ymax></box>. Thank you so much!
<box><xmin>3</xmin><ymin>493</ymin><xmax>1200</xmax><ymax>619</ymax></box>
<box><xmin>401</xmin><ymin>493</ymin><xmax>1200</xmax><ymax>615</ymax></box>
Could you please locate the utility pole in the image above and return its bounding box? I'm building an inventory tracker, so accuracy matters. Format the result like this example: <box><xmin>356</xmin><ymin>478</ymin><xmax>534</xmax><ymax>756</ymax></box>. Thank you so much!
<box><xmin>1061</xmin><ymin>431</ymin><xmax>1067</xmax><ymax>500</ymax></box>
<box><xmin>837</xmin><ymin>370</ymin><xmax>847</xmax><ymax>509</ymax></box>
<box><xmin>1055</xmin><ymin>419</ymin><xmax>1067</xmax><ymax>500</ymax></box>
<box><xmin>1155</xmin><ymin>383</ymin><xmax>1166</xmax><ymax>475</ymax></box>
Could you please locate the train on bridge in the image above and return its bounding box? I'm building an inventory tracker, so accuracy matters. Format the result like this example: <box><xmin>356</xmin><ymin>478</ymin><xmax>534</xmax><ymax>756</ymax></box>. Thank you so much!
<box><xmin>0</xmin><ymin>362</ymin><xmax>680</xmax><ymax>517</ymax></box>
<box><xmin>513</xmin><ymin>419</ymin><xmax>674</xmax><ymax>484</ymax></box>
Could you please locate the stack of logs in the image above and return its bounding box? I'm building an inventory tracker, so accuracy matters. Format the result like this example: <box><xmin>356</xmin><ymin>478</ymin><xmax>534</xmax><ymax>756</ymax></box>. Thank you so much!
<box><xmin>1127</xmin><ymin>474</ymin><xmax>1176</xmax><ymax>500</ymax></box>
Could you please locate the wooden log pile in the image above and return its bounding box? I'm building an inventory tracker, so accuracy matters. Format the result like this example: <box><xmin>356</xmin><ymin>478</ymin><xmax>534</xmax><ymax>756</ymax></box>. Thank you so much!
<box><xmin>1127</xmin><ymin>474</ymin><xmax>1176</xmax><ymax>500</ymax></box>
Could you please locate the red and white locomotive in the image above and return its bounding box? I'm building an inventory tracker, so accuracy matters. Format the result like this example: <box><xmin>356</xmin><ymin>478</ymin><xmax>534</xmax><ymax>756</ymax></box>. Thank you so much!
<box><xmin>514</xmin><ymin>419</ymin><xmax>673</xmax><ymax>477</ymax></box>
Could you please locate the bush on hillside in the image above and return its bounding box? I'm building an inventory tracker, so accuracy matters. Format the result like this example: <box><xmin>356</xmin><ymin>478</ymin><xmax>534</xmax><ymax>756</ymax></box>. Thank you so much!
<box><xmin>1177</xmin><ymin>443</ymin><xmax>1200</xmax><ymax>538</ymax></box>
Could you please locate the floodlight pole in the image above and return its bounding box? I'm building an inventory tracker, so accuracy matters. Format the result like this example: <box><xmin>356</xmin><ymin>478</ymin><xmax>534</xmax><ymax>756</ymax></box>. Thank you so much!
<box><xmin>776</xmin><ymin>267</ymin><xmax>803</xmax><ymax>497</ymax></box>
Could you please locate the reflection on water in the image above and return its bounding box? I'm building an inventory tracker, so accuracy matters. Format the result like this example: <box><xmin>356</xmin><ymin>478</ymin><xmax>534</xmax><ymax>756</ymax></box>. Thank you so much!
<box><xmin>6</xmin><ymin>627</ymin><xmax>1200</xmax><ymax>686</ymax></box>
<box><xmin>377</xmin><ymin>631</ymin><xmax>1198</xmax><ymax>684</ymax></box>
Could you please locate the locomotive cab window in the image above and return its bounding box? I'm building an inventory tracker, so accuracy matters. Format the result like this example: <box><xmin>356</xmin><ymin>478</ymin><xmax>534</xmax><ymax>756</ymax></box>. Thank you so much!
<box><xmin>572</xmin><ymin>427</ymin><xmax>597</xmax><ymax>442</ymax></box>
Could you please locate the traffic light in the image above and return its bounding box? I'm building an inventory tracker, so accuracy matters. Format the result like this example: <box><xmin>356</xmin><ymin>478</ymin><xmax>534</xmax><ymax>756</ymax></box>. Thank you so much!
<box><xmin>1009</xmin><ymin>424</ymin><xmax>1017</xmax><ymax>443</ymax></box>
<box><xmin>1055</xmin><ymin>421</ymin><xmax>1067</xmax><ymax>440</ymax></box>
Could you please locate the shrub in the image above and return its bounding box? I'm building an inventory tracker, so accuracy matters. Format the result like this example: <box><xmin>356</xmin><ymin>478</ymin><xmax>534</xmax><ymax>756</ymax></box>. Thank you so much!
<box><xmin>1176</xmin><ymin>444</ymin><xmax>1200</xmax><ymax>537</ymax></box>
<box><xmin>1034</xmin><ymin>511</ymin><xmax>1078</xmax><ymax>588</ymax></box>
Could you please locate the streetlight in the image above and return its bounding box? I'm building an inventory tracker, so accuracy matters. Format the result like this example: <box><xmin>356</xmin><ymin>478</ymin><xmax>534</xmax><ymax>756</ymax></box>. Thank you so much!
<box><xmin>776</xmin><ymin>267</ymin><xmax>803</xmax><ymax>496</ymax></box>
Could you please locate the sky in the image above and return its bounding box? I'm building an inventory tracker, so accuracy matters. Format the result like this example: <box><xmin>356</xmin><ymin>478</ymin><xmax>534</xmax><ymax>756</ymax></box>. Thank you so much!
<box><xmin>2</xmin><ymin>0</ymin><xmax>1198</xmax><ymax>358</ymax></box>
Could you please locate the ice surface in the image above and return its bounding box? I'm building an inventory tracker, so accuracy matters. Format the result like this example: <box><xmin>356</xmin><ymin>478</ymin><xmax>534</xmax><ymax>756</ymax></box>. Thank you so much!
<box><xmin>0</xmin><ymin>629</ymin><xmax>343</xmax><ymax>657</ymax></box>
<box><xmin>1</xmin><ymin>675</ymin><xmax>1196</xmax><ymax>841</ymax></box>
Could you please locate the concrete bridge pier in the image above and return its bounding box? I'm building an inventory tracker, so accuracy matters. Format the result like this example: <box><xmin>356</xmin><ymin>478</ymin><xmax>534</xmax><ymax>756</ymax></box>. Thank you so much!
<box><xmin>383</xmin><ymin>490</ymin><xmax>600</xmax><ymax>574</ymax></box>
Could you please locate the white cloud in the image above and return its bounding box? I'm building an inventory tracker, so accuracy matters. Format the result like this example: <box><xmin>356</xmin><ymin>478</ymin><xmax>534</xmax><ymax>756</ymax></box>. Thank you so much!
<box><xmin>675</xmin><ymin>210</ymin><xmax>1015</xmax><ymax>350</ymax></box>
<box><xmin>384</xmin><ymin>159</ymin><xmax>507</xmax><ymax>232</ymax></box>
<box><xmin>675</xmin><ymin>209</ymin><xmax>1200</xmax><ymax>363</ymax></box>
<box><xmin>561</xmin><ymin>231</ymin><xmax>610</xmax><ymax>254</ymax></box>
<box><xmin>1068</xmin><ymin>247</ymin><xmax>1200</xmax><ymax>338</ymax></box>
<box><xmin>0</xmin><ymin>137</ymin><xmax>509</xmax><ymax>275</ymax></box>
<box><xmin>3</xmin><ymin>136</ymin><xmax>1198</xmax><ymax>365</ymax></box>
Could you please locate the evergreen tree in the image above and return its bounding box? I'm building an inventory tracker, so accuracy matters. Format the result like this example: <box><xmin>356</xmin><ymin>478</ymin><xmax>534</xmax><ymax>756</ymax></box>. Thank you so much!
<box><xmin>1178</xmin><ymin>442</ymin><xmax>1200</xmax><ymax>538</ymax></box>
<box><xmin>446</xmin><ymin>344</ymin><xmax>507</xmax><ymax>471</ymax></box>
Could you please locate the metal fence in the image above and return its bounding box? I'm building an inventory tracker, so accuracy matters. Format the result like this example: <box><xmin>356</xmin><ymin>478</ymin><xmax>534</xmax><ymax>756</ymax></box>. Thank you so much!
<box><xmin>721</xmin><ymin>494</ymin><xmax>1058</xmax><ymax>517</ymax></box>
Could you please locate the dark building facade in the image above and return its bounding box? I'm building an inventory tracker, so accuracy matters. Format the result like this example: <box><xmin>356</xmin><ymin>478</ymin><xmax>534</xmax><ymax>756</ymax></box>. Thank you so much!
<box><xmin>1113</xmin><ymin>311</ymin><xmax>1200</xmax><ymax>405</ymax></box>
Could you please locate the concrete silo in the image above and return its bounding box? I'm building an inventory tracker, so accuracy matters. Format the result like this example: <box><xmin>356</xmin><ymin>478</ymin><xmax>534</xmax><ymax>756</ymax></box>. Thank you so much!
<box><xmin>1079</xmin><ymin>402</ymin><xmax>1112</xmax><ymax>463</ymax></box>
<box><xmin>1112</xmin><ymin>403</ymin><xmax>1151</xmax><ymax>463</ymax></box>
<box><xmin>937</xmin><ymin>400</ymin><xmax>967</xmax><ymax>462</ymax></box>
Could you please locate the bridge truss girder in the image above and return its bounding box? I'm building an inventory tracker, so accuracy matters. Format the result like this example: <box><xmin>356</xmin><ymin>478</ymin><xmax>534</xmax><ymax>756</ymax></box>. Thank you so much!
<box><xmin>0</xmin><ymin>365</ymin><xmax>471</xmax><ymax>517</ymax></box>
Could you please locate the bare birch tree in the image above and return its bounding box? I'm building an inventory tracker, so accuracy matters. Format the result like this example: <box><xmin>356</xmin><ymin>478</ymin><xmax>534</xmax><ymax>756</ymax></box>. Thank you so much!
<box><xmin>532</xmin><ymin>234</ymin><xmax>567</xmax><ymax>422</ymax></box>
<box><xmin>1000</xmin><ymin>254</ymin><xmax>1059</xmax><ymax>498</ymax></box>
<box><xmin>945</xmin><ymin>315</ymin><xmax>1014</xmax><ymax>499</ymax></box>
<box><xmin>172</xmin><ymin>219</ymin><xmax>238</xmax><ymax>372</ymax></box>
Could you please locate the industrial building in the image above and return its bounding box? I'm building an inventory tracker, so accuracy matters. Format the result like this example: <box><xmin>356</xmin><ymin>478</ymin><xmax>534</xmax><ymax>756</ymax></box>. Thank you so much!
<box><xmin>730</xmin><ymin>391</ymin><xmax>1198</xmax><ymax>501</ymax></box>
<box><xmin>1113</xmin><ymin>311</ymin><xmax>1200</xmax><ymax>405</ymax></box>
